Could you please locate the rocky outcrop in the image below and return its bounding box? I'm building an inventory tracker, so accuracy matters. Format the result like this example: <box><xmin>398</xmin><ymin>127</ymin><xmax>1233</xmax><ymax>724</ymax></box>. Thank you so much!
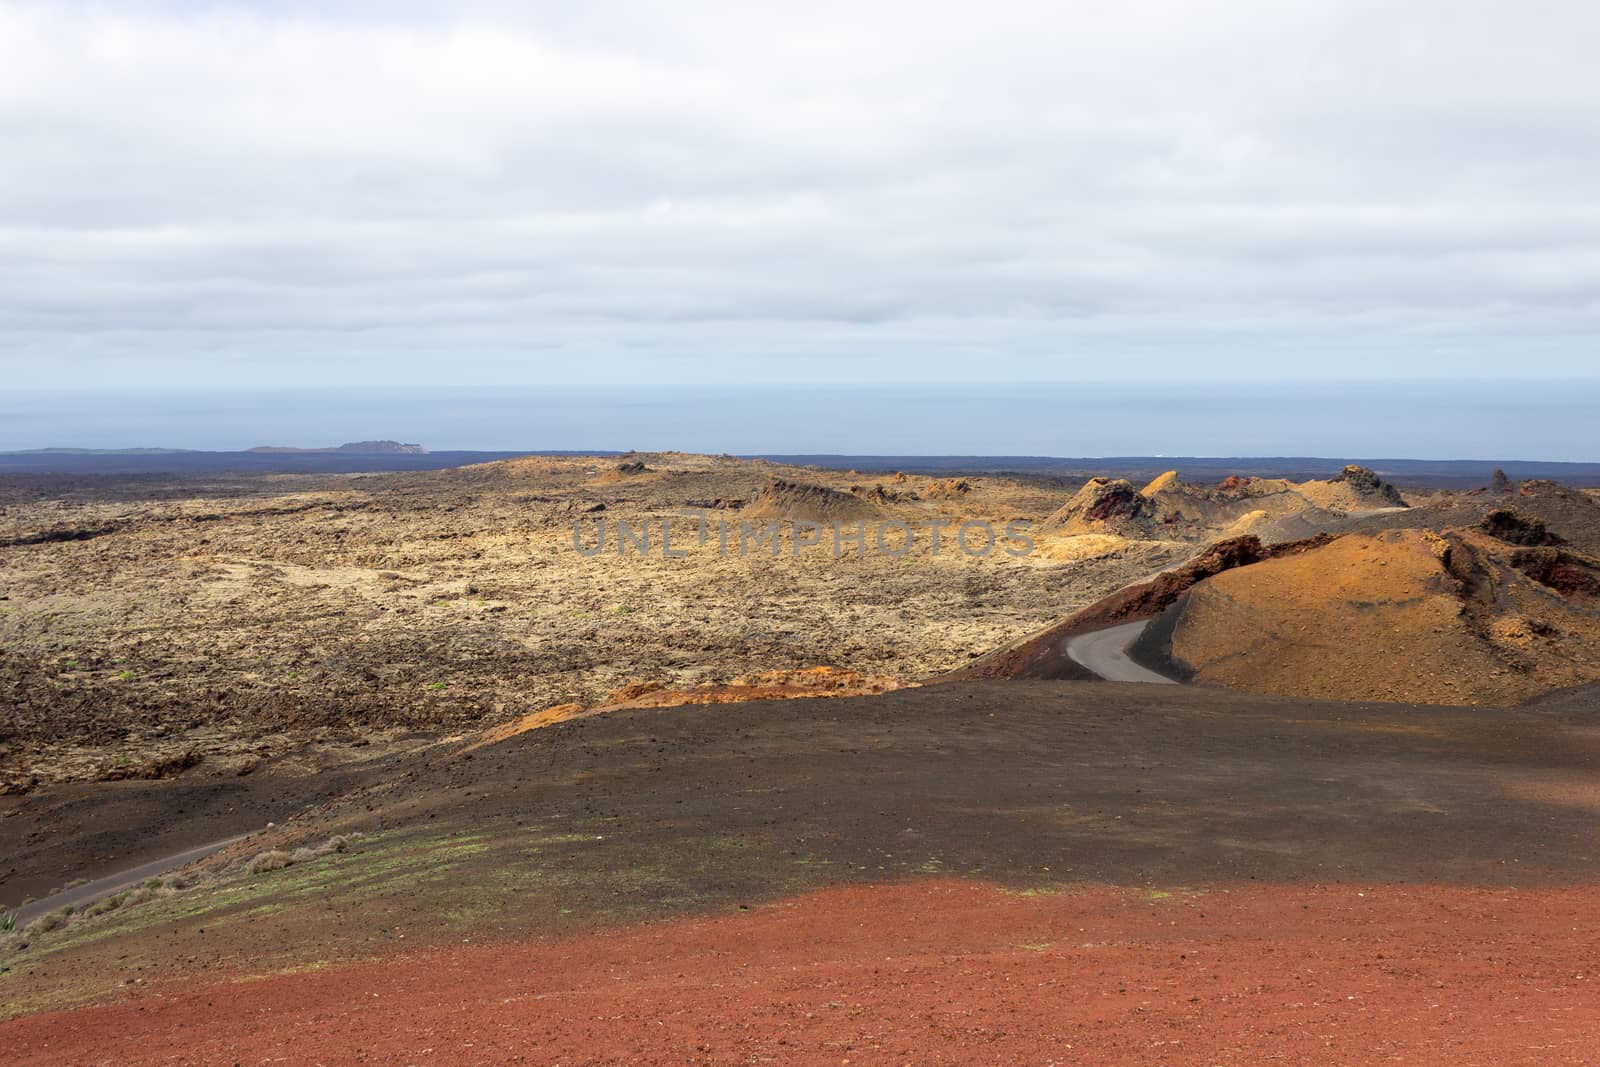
<box><xmin>1043</xmin><ymin>478</ymin><xmax>1157</xmax><ymax>537</ymax></box>
<box><xmin>1329</xmin><ymin>465</ymin><xmax>1406</xmax><ymax>507</ymax></box>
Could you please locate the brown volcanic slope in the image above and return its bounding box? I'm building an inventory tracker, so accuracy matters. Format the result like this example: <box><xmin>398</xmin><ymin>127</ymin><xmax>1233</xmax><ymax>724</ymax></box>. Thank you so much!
<box><xmin>1143</xmin><ymin>526</ymin><xmax>1600</xmax><ymax>705</ymax></box>
<box><xmin>1043</xmin><ymin>465</ymin><xmax>1407</xmax><ymax>541</ymax></box>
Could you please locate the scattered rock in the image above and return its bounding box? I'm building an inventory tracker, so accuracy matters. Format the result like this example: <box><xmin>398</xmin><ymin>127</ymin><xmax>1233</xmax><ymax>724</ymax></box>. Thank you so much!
<box><xmin>0</xmin><ymin>775</ymin><xmax>38</xmax><ymax>796</ymax></box>
<box><xmin>851</xmin><ymin>484</ymin><xmax>917</xmax><ymax>504</ymax></box>
<box><xmin>96</xmin><ymin>748</ymin><xmax>203</xmax><ymax>782</ymax></box>
<box><xmin>924</xmin><ymin>479</ymin><xmax>973</xmax><ymax>500</ymax></box>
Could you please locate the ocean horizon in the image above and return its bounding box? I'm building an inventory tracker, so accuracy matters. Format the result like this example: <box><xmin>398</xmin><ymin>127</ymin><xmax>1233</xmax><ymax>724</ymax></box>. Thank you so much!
<box><xmin>4</xmin><ymin>380</ymin><xmax>1598</xmax><ymax>462</ymax></box>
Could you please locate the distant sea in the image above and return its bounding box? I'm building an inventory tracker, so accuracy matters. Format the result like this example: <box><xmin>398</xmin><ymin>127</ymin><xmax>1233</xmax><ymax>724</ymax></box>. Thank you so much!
<box><xmin>3</xmin><ymin>381</ymin><xmax>1597</xmax><ymax>462</ymax></box>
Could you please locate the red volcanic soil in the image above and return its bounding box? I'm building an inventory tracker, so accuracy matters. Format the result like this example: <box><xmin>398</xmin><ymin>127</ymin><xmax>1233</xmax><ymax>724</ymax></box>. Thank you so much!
<box><xmin>9</xmin><ymin>878</ymin><xmax>1599</xmax><ymax>1065</ymax></box>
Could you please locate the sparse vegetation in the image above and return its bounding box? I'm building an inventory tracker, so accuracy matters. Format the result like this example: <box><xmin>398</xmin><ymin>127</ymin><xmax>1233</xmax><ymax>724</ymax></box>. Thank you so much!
<box><xmin>26</xmin><ymin>908</ymin><xmax>71</xmax><ymax>934</ymax></box>
<box><xmin>246</xmin><ymin>850</ymin><xmax>293</xmax><ymax>875</ymax></box>
<box><xmin>2</xmin><ymin>836</ymin><xmax>361</xmax><ymax>954</ymax></box>
<box><xmin>83</xmin><ymin>891</ymin><xmax>130</xmax><ymax>917</ymax></box>
<box><xmin>243</xmin><ymin>834</ymin><xmax>357</xmax><ymax>878</ymax></box>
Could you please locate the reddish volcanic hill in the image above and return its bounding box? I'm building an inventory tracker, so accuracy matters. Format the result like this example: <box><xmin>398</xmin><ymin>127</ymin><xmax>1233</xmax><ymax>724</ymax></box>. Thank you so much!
<box><xmin>1142</xmin><ymin>527</ymin><xmax>1600</xmax><ymax>705</ymax></box>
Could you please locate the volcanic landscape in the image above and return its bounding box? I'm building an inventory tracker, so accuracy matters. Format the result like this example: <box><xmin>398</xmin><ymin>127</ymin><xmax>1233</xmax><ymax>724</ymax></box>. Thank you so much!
<box><xmin>4</xmin><ymin>453</ymin><xmax>1600</xmax><ymax>1064</ymax></box>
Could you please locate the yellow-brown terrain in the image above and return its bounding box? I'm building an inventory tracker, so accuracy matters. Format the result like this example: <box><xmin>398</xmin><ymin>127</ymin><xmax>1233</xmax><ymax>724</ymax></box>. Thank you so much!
<box><xmin>1148</xmin><ymin>526</ymin><xmax>1600</xmax><ymax>704</ymax></box>
<box><xmin>1</xmin><ymin>453</ymin><xmax>1190</xmax><ymax>790</ymax></box>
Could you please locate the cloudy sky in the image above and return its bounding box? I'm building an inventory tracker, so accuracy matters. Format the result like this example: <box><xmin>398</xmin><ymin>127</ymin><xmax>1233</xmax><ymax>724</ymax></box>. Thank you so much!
<box><xmin>4</xmin><ymin>0</ymin><xmax>1598</xmax><ymax>388</ymax></box>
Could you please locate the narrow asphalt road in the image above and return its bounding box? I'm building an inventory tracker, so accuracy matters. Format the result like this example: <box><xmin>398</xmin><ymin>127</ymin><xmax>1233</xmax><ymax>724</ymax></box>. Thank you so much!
<box><xmin>1064</xmin><ymin>621</ymin><xmax>1177</xmax><ymax>684</ymax></box>
<box><xmin>11</xmin><ymin>834</ymin><xmax>250</xmax><ymax>927</ymax></box>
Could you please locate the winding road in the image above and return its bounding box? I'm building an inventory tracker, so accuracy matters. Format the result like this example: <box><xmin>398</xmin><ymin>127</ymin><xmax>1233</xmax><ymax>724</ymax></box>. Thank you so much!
<box><xmin>1064</xmin><ymin>620</ymin><xmax>1177</xmax><ymax>684</ymax></box>
<box><xmin>12</xmin><ymin>834</ymin><xmax>249</xmax><ymax>926</ymax></box>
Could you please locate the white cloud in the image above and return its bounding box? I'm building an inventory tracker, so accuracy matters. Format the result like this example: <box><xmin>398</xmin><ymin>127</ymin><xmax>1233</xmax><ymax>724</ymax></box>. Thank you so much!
<box><xmin>2</xmin><ymin>0</ymin><xmax>1599</xmax><ymax>385</ymax></box>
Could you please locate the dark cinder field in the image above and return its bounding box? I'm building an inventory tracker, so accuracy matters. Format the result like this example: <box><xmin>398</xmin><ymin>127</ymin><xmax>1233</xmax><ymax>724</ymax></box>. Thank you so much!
<box><xmin>6</xmin><ymin>679</ymin><xmax>1600</xmax><ymax>991</ymax></box>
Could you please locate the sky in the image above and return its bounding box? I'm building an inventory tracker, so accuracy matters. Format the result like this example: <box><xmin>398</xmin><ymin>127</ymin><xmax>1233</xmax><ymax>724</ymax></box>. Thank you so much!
<box><xmin>3</xmin><ymin>0</ymin><xmax>1599</xmax><ymax>388</ymax></box>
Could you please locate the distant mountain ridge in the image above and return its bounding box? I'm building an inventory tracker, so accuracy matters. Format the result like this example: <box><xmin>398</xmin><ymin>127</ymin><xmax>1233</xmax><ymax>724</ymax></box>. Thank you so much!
<box><xmin>245</xmin><ymin>440</ymin><xmax>427</xmax><ymax>455</ymax></box>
